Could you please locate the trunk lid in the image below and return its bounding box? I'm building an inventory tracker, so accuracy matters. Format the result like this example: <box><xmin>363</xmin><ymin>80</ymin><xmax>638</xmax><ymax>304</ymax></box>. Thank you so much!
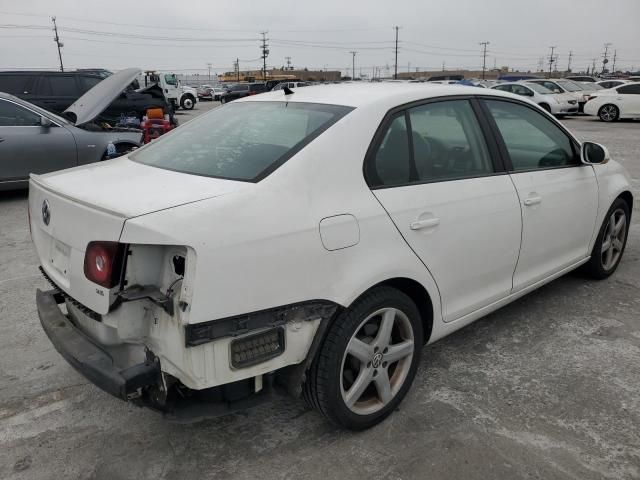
<box><xmin>29</xmin><ymin>159</ymin><xmax>250</xmax><ymax>314</ymax></box>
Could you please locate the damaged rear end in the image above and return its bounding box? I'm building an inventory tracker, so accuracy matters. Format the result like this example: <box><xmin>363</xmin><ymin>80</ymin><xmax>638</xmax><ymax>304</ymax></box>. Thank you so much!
<box><xmin>29</xmin><ymin>161</ymin><xmax>336</xmax><ymax>421</ymax></box>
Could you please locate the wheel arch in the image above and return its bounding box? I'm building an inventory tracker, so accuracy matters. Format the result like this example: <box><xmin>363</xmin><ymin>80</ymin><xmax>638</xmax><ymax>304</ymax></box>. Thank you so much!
<box><xmin>618</xmin><ymin>190</ymin><xmax>634</xmax><ymax>220</ymax></box>
<box><xmin>348</xmin><ymin>277</ymin><xmax>434</xmax><ymax>345</ymax></box>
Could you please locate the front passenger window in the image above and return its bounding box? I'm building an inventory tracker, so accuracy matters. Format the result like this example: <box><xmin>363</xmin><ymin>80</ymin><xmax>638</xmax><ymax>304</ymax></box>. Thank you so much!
<box><xmin>485</xmin><ymin>100</ymin><xmax>577</xmax><ymax>171</ymax></box>
<box><xmin>0</xmin><ymin>100</ymin><xmax>41</xmax><ymax>126</ymax></box>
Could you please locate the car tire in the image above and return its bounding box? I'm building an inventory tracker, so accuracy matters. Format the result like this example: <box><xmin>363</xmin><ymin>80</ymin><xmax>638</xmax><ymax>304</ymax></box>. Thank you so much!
<box><xmin>220</xmin><ymin>97</ymin><xmax>226</xmax><ymax>104</ymax></box>
<box><xmin>303</xmin><ymin>286</ymin><xmax>423</xmax><ymax>430</ymax></box>
<box><xmin>181</xmin><ymin>95</ymin><xmax>195</xmax><ymax>110</ymax></box>
<box><xmin>598</xmin><ymin>104</ymin><xmax>619</xmax><ymax>122</ymax></box>
<box><xmin>583</xmin><ymin>198</ymin><xmax>630</xmax><ymax>279</ymax></box>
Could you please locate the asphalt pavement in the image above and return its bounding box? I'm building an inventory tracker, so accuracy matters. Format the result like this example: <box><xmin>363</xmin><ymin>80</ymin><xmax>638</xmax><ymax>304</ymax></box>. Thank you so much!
<box><xmin>1</xmin><ymin>107</ymin><xmax>638</xmax><ymax>480</ymax></box>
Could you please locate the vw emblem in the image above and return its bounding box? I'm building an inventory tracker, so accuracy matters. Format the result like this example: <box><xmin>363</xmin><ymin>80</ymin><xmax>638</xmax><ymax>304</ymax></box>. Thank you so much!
<box><xmin>371</xmin><ymin>352</ymin><xmax>383</xmax><ymax>369</ymax></box>
<box><xmin>41</xmin><ymin>200</ymin><xmax>51</xmax><ymax>226</ymax></box>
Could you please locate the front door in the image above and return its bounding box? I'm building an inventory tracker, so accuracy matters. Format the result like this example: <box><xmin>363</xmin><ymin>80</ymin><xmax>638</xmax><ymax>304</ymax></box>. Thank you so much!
<box><xmin>366</xmin><ymin>99</ymin><xmax>522</xmax><ymax>322</ymax></box>
<box><xmin>616</xmin><ymin>84</ymin><xmax>640</xmax><ymax>116</ymax></box>
<box><xmin>0</xmin><ymin>98</ymin><xmax>77</xmax><ymax>182</ymax></box>
<box><xmin>482</xmin><ymin>99</ymin><xmax>598</xmax><ymax>291</ymax></box>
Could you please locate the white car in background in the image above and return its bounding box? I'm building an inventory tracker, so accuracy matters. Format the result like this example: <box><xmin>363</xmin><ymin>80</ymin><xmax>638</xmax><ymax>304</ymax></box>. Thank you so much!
<box><xmin>526</xmin><ymin>79</ymin><xmax>582</xmax><ymax>110</ymax></box>
<box><xmin>596</xmin><ymin>79</ymin><xmax>628</xmax><ymax>90</ymax></box>
<box><xmin>491</xmin><ymin>82</ymin><xmax>577</xmax><ymax>116</ymax></box>
<box><xmin>584</xmin><ymin>82</ymin><xmax>640</xmax><ymax>121</ymax></box>
<box><xmin>31</xmin><ymin>84</ymin><xmax>632</xmax><ymax>430</ymax></box>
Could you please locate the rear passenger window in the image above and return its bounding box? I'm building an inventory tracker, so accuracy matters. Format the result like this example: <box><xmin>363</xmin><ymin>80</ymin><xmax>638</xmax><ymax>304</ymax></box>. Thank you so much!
<box><xmin>371</xmin><ymin>114</ymin><xmax>411</xmax><ymax>186</ymax></box>
<box><xmin>485</xmin><ymin>100</ymin><xmax>577</xmax><ymax>171</ymax></box>
<box><xmin>408</xmin><ymin>100</ymin><xmax>493</xmax><ymax>182</ymax></box>
<box><xmin>44</xmin><ymin>76</ymin><xmax>79</xmax><ymax>96</ymax></box>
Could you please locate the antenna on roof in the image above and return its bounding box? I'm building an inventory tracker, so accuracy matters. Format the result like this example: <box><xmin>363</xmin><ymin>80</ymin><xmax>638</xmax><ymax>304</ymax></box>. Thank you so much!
<box><xmin>283</xmin><ymin>86</ymin><xmax>294</xmax><ymax>95</ymax></box>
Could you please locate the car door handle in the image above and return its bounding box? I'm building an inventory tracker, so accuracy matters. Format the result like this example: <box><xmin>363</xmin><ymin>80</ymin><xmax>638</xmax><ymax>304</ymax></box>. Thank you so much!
<box><xmin>523</xmin><ymin>196</ymin><xmax>542</xmax><ymax>206</ymax></box>
<box><xmin>410</xmin><ymin>218</ymin><xmax>440</xmax><ymax>230</ymax></box>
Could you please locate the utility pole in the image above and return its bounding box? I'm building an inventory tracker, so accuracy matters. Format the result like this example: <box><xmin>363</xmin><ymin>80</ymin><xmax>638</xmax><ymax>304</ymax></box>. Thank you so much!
<box><xmin>207</xmin><ymin>63</ymin><xmax>212</xmax><ymax>82</ymax></box>
<box><xmin>51</xmin><ymin>16</ymin><xmax>64</xmax><ymax>72</ymax></box>
<box><xmin>601</xmin><ymin>42</ymin><xmax>612</xmax><ymax>74</ymax></box>
<box><xmin>567</xmin><ymin>51</ymin><xmax>572</xmax><ymax>73</ymax></box>
<box><xmin>612</xmin><ymin>50</ymin><xmax>617</xmax><ymax>73</ymax></box>
<box><xmin>260</xmin><ymin>32</ymin><xmax>269</xmax><ymax>81</ymax></box>
<box><xmin>442</xmin><ymin>61</ymin><xmax>445</xmax><ymax>72</ymax></box>
<box><xmin>235</xmin><ymin>58</ymin><xmax>240</xmax><ymax>82</ymax></box>
<box><xmin>349</xmin><ymin>51</ymin><xmax>357</xmax><ymax>80</ymax></box>
<box><xmin>479</xmin><ymin>41</ymin><xmax>489</xmax><ymax>80</ymax></box>
<box><xmin>285</xmin><ymin>56</ymin><xmax>292</xmax><ymax>70</ymax></box>
<box><xmin>592</xmin><ymin>58</ymin><xmax>597</xmax><ymax>75</ymax></box>
<box><xmin>394</xmin><ymin>26</ymin><xmax>400</xmax><ymax>79</ymax></box>
<box><xmin>547</xmin><ymin>46</ymin><xmax>556</xmax><ymax>78</ymax></box>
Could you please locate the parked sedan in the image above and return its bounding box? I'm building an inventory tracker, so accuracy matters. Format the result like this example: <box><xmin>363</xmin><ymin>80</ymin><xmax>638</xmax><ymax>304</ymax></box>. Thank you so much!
<box><xmin>526</xmin><ymin>79</ymin><xmax>582</xmax><ymax>112</ymax></box>
<box><xmin>584</xmin><ymin>82</ymin><xmax>640</xmax><ymax>121</ymax></box>
<box><xmin>30</xmin><ymin>84</ymin><xmax>632</xmax><ymax>430</ymax></box>
<box><xmin>492</xmin><ymin>82</ymin><xmax>577</xmax><ymax>116</ymax></box>
<box><xmin>597</xmin><ymin>79</ymin><xmax>628</xmax><ymax>90</ymax></box>
<box><xmin>0</xmin><ymin>87</ymin><xmax>142</xmax><ymax>190</ymax></box>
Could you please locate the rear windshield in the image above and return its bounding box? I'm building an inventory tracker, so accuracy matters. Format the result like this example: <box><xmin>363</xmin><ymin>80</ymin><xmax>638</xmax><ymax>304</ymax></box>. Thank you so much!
<box><xmin>131</xmin><ymin>101</ymin><xmax>353</xmax><ymax>182</ymax></box>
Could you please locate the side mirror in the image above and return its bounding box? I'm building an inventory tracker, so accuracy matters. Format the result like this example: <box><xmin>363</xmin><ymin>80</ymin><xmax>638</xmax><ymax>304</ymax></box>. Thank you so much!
<box><xmin>581</xmin><ymin>142</ymin><xmax>610</xmax><ymax>165</ymax></box>
<box><xmin>40</xmin><ymin>116</ymin><xmax>52</xmax><ymax>128</ymax></box>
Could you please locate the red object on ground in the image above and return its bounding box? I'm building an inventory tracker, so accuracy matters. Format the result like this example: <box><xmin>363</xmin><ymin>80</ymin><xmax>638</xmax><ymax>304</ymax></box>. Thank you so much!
<box><xmin>141</xmin><ymin>119</ymin><xmax>173</xmax><ymax>143</ymax></box>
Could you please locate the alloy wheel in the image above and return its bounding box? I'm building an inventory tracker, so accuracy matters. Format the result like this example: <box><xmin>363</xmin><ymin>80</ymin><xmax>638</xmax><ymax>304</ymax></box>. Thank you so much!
<box><xmin>340</xmin><ymin>307</ymin><xmax>415</xmax><ymax>415</ymax></box>
<box><xmin>601</xmin><ymin>208</ymin><xmax>627</xmax><ymax>270</ymax></box>
<box><xmin>600</xmin><ymin>105</ymin><xmax>618</xmax><ymax>122</ymax></box>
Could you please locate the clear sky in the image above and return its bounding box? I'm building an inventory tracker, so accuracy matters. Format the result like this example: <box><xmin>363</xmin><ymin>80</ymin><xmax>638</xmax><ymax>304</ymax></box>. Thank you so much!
<box><xmin>1</xmin><ymin>0</ymin><xmax>639</xmax><ymax>75</ymax></box>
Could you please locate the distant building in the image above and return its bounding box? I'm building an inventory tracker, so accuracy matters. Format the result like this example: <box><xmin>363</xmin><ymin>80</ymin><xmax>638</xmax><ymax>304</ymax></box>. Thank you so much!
<box><xmin>396</xmin><ymin>68</ymin><xmax>540</xmax><ymax>81</ymax></box>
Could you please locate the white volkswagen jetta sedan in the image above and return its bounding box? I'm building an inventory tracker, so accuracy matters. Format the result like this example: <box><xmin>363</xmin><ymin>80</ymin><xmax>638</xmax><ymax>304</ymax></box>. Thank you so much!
<box><xmin>30</xmin><ymin>84</ymin><xmax>633</xmax><ymax>430</ymax></box>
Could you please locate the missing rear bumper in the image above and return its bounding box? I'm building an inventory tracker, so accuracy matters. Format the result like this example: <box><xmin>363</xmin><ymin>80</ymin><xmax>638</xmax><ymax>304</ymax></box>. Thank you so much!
<box><xmin>36</xmin><ymin>288</ymin><xmax>160</xmax><ymax>400</ymax></box>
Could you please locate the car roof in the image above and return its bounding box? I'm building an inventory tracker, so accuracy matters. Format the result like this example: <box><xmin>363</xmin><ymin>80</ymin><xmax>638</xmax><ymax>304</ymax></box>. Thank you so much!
<box><xmin>236</xmin><ymin>82</ymin><xmax>515</xmax><ymax>108</ymax></box>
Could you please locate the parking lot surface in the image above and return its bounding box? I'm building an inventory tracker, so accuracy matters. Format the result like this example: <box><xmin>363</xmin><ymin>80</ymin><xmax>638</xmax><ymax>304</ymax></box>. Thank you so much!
<box><xmin>1</xmin><ymin>111</ymin><xmax>638</xmax><ymax>480</ymax></box>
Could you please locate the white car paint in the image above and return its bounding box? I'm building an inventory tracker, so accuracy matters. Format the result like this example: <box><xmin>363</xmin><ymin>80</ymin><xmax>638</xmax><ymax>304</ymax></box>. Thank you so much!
<box><xmin>491</xmin><ymin>82</ymin><xmax>577</xmax><ymax>115</ymax></box>
<box><xmin>29</xmin><ymin>83</ymin><xmax>633</xmax><ymax>411</ymax></box>
<box><xmin>584</xmin><ymin>82</ymin><xmax>640</xmax><ymax>120</ymax></box>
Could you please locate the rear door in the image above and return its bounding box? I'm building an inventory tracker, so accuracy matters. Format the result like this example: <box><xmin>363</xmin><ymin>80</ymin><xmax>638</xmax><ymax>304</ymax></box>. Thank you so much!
<box><xmin>481</xmin><ymin>98</ymin><xmax>598</xmax><ymax>291</ymax></box>
<box><xmin>616</xmin><ymin>84</ymin><xmax>640</xmax><ymax>115</ymax></box>
<box><xmin>0</xmin><ymin>98</ymin><xmax>76</xmax><ymax>182</ymax></box>
<box><xmin>367</xmin><ymin>98</ymin><xmax>522</xmax><ymax>322</ymax></box>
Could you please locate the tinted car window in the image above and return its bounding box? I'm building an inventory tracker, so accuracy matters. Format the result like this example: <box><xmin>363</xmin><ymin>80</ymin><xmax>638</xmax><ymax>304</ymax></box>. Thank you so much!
<box><xmin>494</xmin><ymin>85</ymin><xmax>512</xmax><ymax>92</ymax></box>
<box><xmin>511</xmin><ymin>85</ymin><xmax>533</xmax><ymax>96</ymax></box>
<box><xmin>131</xmin><ymin>102</ymin><xmax>352</xmax><ymax>181</ymax></box>
<box><xmin>0</xmin><ymin>75</ymin><xmax>32</xmax><ymax>94</ymax></box>
<box><xmin>617</xmin><ymin>84</ymin><xmax>640</xmax><ymax>94</ymax></box>
<box><xmin>0</xmin><ymin>99</ymin><xmax>41</xmax><ymax>126</ymax></box>
<box><xmin>43</xmin><ymin>75</ymin><xmax>79</xmax><ymax>96</ymax></box>
<box><xmin>371</xmin><ymin>114</ymin><xmax>411</xmax><ymax>186</ymax></box>
<box><xmin>409</xmin><ymin>100</ymin><xmax>492</xmax><ymax>182</ymax></box>
<box><xmin>485</xmin><ymin>100</ymin><xmax>577</xmax><ymax>171</ymax></box>
<box><xmin>231</xmin><ymin>85</ymin><xmax>249</xmax><ymax>92</ymax></box>
<box><xmin>79</xmin><ymin>76</ymin><xmax>102</xmax><ymax>93</ymax></box>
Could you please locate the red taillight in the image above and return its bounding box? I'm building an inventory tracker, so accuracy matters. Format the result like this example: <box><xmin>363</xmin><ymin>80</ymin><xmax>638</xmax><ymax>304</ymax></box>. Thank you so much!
<box><xmin>248</xmin><ymin>91</ymin><xmax>257</xmax><ymax>95</ymax></box>
<box><xmin>83</xmin><ymin>241</ymin><xmax>125</xmax><ymax>288</ymax></box>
